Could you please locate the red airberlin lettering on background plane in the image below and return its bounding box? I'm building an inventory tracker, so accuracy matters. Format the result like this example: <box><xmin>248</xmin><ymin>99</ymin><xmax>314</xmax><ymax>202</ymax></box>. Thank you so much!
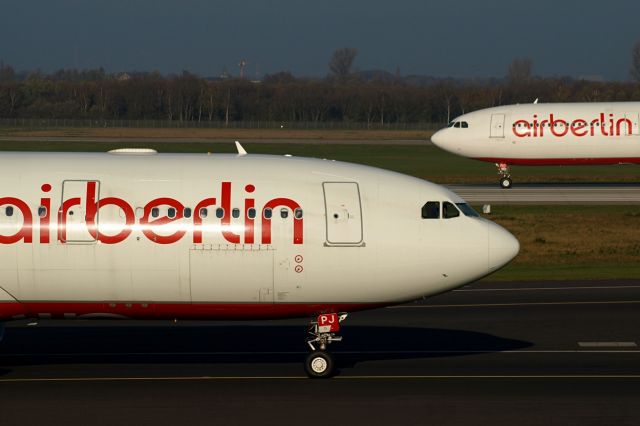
<box><xmin>512</xmin><ymin>113</ymin><xmax>633</xmax><ymax>138</ymax></box>
<box><xmin>0</xmin><ymin>182</ymin><xmax>303</xmax><ymax>246</ymax></box>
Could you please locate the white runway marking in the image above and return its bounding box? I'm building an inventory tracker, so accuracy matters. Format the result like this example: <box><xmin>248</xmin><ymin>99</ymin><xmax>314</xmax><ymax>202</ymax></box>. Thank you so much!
<box><xmin>578</xmin><ymin>342</ymin><xmax>638</xmax><ymax>348</ymax></box>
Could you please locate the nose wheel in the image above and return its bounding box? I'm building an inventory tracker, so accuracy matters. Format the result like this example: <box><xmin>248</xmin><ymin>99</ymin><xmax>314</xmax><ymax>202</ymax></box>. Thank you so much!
<box><xmin>304</xmin><ymin>312</ymin><xmax>347</xmax><ymax>378</ymax></box>
<box><xmin>496</xmin><ymin>163</ymin><xmax>512</xmax><ymax>189</ymax></box>
<box><xmin>305</xmin><ymin>351</ymin><xmax>334</xmax><ymax>378</ymax></box>
<box><xmin>499</xmin><ymin>176</ymin><xmax>512</xmax><ymax>189</ymax></box>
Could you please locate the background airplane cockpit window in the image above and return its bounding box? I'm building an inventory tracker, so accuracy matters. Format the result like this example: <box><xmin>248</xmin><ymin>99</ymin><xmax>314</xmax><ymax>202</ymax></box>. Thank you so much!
<box><xmin>443</xmin><ymin>202</ymin><xmax>460</xmax><ymax>219</ymax></box>
<box><xmin>421</xmin><ymin>201</ymin><xmax>440</xmax><ymax>219</ymax></box>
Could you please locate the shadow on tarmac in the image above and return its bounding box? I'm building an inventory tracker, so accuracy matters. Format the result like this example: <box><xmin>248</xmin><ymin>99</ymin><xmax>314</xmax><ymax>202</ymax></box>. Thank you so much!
<box><xmin>0</xmin><ymin>324</ymin><xmax>532</xmax><ymax>376</ymax></box>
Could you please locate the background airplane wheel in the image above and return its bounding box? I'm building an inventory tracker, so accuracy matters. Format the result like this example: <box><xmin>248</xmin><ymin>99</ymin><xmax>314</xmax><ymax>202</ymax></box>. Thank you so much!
<box><xmin>499</xmin><ymin>177</ymin><xmax>512</xmax><ymax>189</ymax></box>
<box><xmin>305</xmin><ymin>350</ymin><xmax>334</xmax><ymax>378</ymax></box>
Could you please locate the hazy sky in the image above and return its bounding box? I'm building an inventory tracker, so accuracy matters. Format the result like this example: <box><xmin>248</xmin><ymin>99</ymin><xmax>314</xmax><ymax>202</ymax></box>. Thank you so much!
<box><xmin>1</xmin><ymin>0</ymin><xmax>639</xmax><ymax>80</ymax></box>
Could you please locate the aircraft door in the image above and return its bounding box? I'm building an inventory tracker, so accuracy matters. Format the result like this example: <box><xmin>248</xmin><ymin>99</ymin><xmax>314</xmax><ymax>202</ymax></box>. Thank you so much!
<box><xmin>624</xmin><ymin>113</ymin><xmax>640</xmax><ymax>135</ymax></box>
<box><xmin>490</xmin><ymin>113</ymin><xmax>505</xmax><ymax>138</ymax></box>
<box><xmin>60</xmin><ymin>180</ymin><xmax>99</xmax><ymax>243</ymax></box>
<box><xmin>322</xmin><ymin>182</ymin><xmax>363</xmax><ymax>246</ymax></box>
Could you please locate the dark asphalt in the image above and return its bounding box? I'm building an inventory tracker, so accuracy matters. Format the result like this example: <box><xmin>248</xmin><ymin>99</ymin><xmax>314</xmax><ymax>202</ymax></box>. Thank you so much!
<box><xmin>1</xmin><ymin>280</ymin><xmax>640</xmax><ymax>425</ymax></box>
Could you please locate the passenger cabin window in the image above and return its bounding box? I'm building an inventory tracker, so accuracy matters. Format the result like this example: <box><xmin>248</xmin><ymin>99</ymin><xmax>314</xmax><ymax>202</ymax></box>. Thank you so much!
<box><xmin>294</xmin><ymin>208</ymin><xmax>303</xmax><ymax>219</ymax></box>
<box><xmin>184</xmin><ymin>207</ymin><xmax>192</xmax><ymax>218</ymax></box>
<box><xmin>443</xmin><ymin>202</ymin><xmax>460</xmax><ymax>219</ymax></box>
<box><xmin>5</xmin><ymin>206</ymin><xmax>13</xmax><ymax>217</ymax></box>
<box><xmin>167</xmin><ymin>208</ymin><xmax>176</xmax><ymax>219</ymax></box>
<box><xmin>151</xmin><ymin>207</ymin><xmax>160</xmax><ymax>218</ymax></box>
<box><xmin>38</xmin><ymin>206</ymin><xmax>47</xmax><ymax>218</ymax></box>
<box><xmin>247</xmin><ymin>208</ymin><xmax>256</xmax><ymax>219</ymax></box>
<box><xmin>215</xmin><ymin>208</ymin><xmax>224</xmax><ymax>219</ymax></box>
<box><xmin>280</xmin><ymin>208</ymin><xmax>289</xmax><ymax>219</ymax></box>
<box><xmin>232</xmin><ymin>208</ymin><xmax>240</xmax><ymax>219</ymax></box>
<box><xmin>421</xmin><ymin>201</ymin><xmax>440</xmax><ymax>219</ymax></box>
<box><xmin>199</xmin><ymin>208</ymin><xmax>208</xmax><ymax>218</ymax></box>
<box><xmin>264</xmin><ymin>208</ymin><xmax>273</xmax><ymax>219</ymax></box>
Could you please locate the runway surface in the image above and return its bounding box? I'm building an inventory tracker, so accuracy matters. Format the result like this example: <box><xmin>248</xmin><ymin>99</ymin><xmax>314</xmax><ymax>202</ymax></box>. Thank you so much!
<box><xmin>448</xmin><ymin>183</ymin><xmax>640</xmax><ymax>204</ymax></box>
<box><xmin>1</xmin><ymin>280</ymin><xmax>640</xmax><ymax>425</ymax></box>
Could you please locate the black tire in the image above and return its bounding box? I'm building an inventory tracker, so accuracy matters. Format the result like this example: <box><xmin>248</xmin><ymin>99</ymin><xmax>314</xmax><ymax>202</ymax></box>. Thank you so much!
<box><xmin>304</xmin><ymin>351</ymin><xmax>334</xmax><ymax>378</ymax></box>
<box><xmin>499</xmin><ymin>177</ymin><xmax>512</xmax><ymax>189</ymax></box>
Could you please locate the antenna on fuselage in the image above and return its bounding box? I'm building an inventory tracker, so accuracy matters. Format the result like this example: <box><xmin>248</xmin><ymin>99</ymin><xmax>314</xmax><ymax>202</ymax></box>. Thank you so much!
<box><xmin>235</xmin><ymin>141</ymin><xmax>247</xmax><ymax>156</ymax></box>
<box><xmin>533</xmin><ymin>98</ymin><xmax>539</xmax><ymax>104</ymax></box>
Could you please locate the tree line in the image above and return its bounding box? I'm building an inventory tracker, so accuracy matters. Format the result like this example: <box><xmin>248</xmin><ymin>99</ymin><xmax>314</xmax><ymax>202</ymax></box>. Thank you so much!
<box><xmin>1</xmin><ymin>60</ymin><xmax>640</xmax><ymax>125</ymax></box>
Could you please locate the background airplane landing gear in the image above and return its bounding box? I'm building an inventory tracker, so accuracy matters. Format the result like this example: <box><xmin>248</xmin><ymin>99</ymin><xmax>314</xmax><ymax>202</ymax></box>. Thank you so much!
<box><xmin>500</xmin><ymin>176</ymin><xmax>513</xmax><ymax>189</ymax></box>
<box><xmin>496</xmin><ymin>163</ymin><xmax>512</xmax><ymax>189</ymax></box>
<box><xmin>304</xmin><ymin>312</ymin><xmax>347</xmax><ymax>379</ymax></box>
<box><xmin>305</xmin><ymin>351</ymin><xmax>334</xmax><ymax>378</ymax></box>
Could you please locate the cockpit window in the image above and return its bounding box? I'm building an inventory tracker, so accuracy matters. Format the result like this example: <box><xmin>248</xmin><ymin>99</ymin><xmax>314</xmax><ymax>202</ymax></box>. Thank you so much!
<box><xmin>456</xmin><ymin>203</ymin><xmax>479</xmax><ymax>217</ymax></box>
<box><xmin>443</xmin><ymin>202</ymin><xmax>460</xmax><ymax>219</ymax></box>
<box><xmin>448</xmin><ymin>121</ymin><xmax>468</xmax><ymax>128</ymax></box>
<box><xmin>421</xmin><ymin>201</ymin><xmax>440</xmax><ymax>219</ymax></box>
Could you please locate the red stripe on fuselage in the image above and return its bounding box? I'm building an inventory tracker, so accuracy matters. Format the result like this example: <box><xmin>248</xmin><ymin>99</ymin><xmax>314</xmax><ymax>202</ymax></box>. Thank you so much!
<box><xmin>0</xmin><ymin>301</ymin><xmax>389</xmax><ymax>321</ymax></box>
<box><xmin>475</xmin><ymin>157</ymin><xmax>640</xmax><ymax>166</ymax></box>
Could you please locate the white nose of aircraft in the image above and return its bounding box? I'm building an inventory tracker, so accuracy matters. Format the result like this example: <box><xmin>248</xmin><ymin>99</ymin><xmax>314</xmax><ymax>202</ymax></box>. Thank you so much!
<box><xmin>430</xmin><ymin>129</ymin><xmax>453</xmax><ymax>153</ymax></box>
<box><xmin>487</xmin><ymin>222</ymin><xmax>520</xmax><ymax>271</ymax></box>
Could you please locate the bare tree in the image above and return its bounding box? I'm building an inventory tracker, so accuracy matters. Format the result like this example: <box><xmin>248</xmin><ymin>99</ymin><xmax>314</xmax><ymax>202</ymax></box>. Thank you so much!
<box><xmin>508</xmin><ymin>57</ymin><xmax>533</xmax><ymax>83</ymax></box>
<box><xmin>329</xmin><ymin>48</ymin><xmax>358</xmax><ymax>78</ymax></box>
<box><xmin>630</xmin><ymin>41</ymin><xmax>640</xmax><ymax>82</ymax></box>
<box><xmin>0</xmin><ymin>63</ymin><xmax>15</xmax><ymax>82</ymax></box>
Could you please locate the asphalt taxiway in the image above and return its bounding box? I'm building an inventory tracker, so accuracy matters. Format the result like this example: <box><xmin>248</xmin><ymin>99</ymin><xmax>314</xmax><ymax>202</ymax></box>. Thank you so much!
<box><xmin>448</xmin><ymin>183</ymin><xmax>640</xmax><ymax>204</ymax></box>
<box><xmin>0</xmin><ymin>280</ymin><xmax>639</xmax><ymax>425</ymax></box>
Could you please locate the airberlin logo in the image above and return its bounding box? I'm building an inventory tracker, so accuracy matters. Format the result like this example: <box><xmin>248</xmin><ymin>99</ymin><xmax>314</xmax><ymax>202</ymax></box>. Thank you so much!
<box><xmin>0</xmin><ymin>181</ymin><xmax>303</xmax><ymax>245</ymax></box>
<box><xmin>512</xmin><ymin>113</ymin><xmax>633</xmax><ymax>138</ymax></box>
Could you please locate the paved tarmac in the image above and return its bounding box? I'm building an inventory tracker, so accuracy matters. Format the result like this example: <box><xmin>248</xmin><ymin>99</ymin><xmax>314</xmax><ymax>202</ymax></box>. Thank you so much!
<box><xmin>1</xmin><ymin>280</ymin><xmax>639</xmax><ymax>425</ymax></box>
<box><xmin>448</xmin><ymin>183</ymin><xmax>640</xmax><ymax>204</ymax></box>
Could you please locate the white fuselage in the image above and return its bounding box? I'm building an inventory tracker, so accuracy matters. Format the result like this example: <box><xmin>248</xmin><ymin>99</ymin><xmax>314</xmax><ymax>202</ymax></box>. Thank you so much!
<box><xmin>431</xmin><ymin>102</ymin><xmax>640</xmax><ymax>165</ymax></box>
<box><xmin>0</xmin><ymin>152</ymin><xmax>518</xmax><ymax>321</ymax></box>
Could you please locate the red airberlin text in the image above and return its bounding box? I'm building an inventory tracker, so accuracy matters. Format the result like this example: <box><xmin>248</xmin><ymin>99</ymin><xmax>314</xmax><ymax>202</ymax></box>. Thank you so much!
<box><xmin>0</xmin><ymin>182</ymin><xmax>303</xmax><ymax>245</ymax></box>
<box><xmin>512</xmin><ymin>113</ymin><xmax>633</xmax><ymax>138</ymax></box>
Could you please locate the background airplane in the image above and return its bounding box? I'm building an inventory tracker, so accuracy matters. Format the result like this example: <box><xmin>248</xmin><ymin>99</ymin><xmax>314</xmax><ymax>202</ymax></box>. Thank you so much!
<box><xmin>431</xmin><ymin>102</ymin><xmax>640</xmax><ymax>188</ymax></box>
<box><xmin>0</xmin><ymin>148</ymin><xmax>519</xmax><ymax>378</ymax></box>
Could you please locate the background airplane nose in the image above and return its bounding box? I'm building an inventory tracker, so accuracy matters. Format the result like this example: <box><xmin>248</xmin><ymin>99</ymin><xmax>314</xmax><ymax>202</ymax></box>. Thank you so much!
<box><xmin>488</xmin><ymin>223</ymin><xmax>520</xmax><ymax>271</ymax></box>
<box><xmin>431</xmin><ymin>130</ymin><xmax>443</xmax><ymax>146</ymax></box>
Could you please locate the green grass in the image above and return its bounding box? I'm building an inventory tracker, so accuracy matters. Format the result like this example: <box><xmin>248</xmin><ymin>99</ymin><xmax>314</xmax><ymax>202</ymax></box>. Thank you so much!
<box><xmin>481</xmin><ymin>205</ymin><xmax>640</xmax><ymax>281</ymax></box>
<box><xmin>0</xmin><ymin>140</ymin><xmax>637</xmax><ymax>184</ymax></box>
<box><xmin>487</xmin><ymin>264</ymin><xmax>640</xmax><ymax>281</ymax></box>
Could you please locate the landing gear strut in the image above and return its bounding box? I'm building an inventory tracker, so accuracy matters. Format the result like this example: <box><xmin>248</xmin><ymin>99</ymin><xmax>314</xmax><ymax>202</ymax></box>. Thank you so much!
<box><xmin>304</xmin><ymin>312</ymin><xmax>347</xmax><ymax>378</ymax></box>
<box><xmin>496</xmin><ymin>163</ymin><xmax>512</xmax><ymax>189</ymax></box>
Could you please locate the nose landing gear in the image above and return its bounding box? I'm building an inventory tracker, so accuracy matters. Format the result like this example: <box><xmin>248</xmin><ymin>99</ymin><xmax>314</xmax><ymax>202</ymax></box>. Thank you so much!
<box><xmin>496</xmin><ymin>163</ymin><xmax>512</xmax><ymax>189</ymax></box>
<box><xmin>304</xmin><ymin>312</ymin><xmax>347</xmax><ymax>378</ymax></box>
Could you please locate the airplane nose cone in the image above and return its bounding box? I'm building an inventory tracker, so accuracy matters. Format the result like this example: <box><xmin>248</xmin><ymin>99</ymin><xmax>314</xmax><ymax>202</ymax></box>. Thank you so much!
<box><xmin>488</xmin><ymin>223</ymin><xmax>520</xmax><ymax>271</ymax></box>
<box><xmin>431</xmin><ymin>130</ymin><xmax>443</xmax><ymax>146</ymax></box>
